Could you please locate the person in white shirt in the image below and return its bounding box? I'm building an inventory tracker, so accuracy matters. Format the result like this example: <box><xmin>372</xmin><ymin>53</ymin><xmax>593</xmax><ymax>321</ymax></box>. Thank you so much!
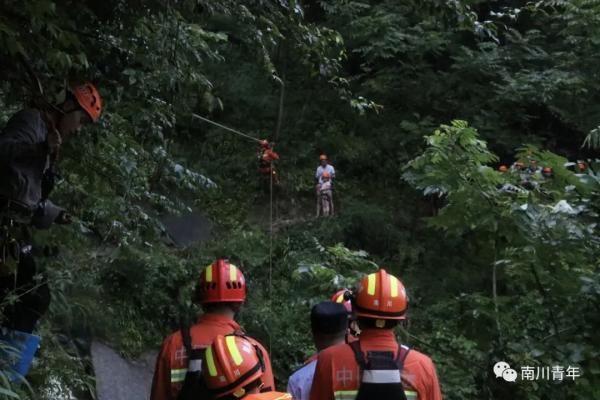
<box><xmin>287</xmin><ymin>302</ymin><xmax>348</xmax><ymax>400</ymax></box>
<box><xmin>315</xmin><ymin>154</ymin><xmax>335</xmax><ymax>183</ymax></box>
<box><xmin>315</xmin><ymin>155</ymin><xmax>335</xmax><ymax>216</ymax></box>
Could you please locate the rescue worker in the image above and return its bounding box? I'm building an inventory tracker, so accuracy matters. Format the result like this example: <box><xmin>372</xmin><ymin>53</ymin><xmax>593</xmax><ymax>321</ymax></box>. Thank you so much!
<box><xmin>1</xmin><ymin>82</ymin><xmax>102</xmax><ymax>333</ymax></box>
<box><xmin>331</xmin><ymin>289</ymin><xmax>360</xmax><ymax>341</ymax></box>
<box><xmin>287</xmin><ymin>302</ymin><xmax>349</xmax><ymax>400</ymax></box>
<box><xmin>316</xmin><ymin>171</ymin><xmax>334</xmax><ymax>217</ymax></box>
<box><xmin>258</xmin><ymin>139</ymin><xmax>280</xmax><ymax>186</ymax></box>
<box><xmin>202</xmin><ymin>334</ymin><xmax>291</xmax><ymax>400</ymax></box>
<box><xmin>310</xmin><ymin>269</ymin><xmax>443</xmax><ymax>400</ymax></box>
<box><xmin>150</xmin><ymin>259</ymin><xmax>275</xmax><ymax>400</ymax></box>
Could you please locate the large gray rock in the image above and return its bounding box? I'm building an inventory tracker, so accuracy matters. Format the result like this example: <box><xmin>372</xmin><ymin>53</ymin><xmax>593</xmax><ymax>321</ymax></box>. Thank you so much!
<box><xmin>91</xmin><ymin>341</ymin><xmax>157</xmax><ymax>400</ymax></box>
<box><xmin>160</xmin><ymin>210</ymin><xmax>213</xmax><ymax>247</ymax></box>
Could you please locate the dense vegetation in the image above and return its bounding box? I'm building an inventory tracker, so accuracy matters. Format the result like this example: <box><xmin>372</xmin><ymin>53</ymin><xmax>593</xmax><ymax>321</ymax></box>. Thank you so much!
<box><xmin>1</xmin><ymin>1</ymin><xmax>599</xmax><ymax>399</ymax></box>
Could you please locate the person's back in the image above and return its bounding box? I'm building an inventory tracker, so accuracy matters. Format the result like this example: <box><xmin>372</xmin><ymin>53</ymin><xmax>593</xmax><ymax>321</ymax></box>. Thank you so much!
<box><xmin>150</xmin><ymin>260</ymin><xmax>275</xmax><ymax>400</ymax></box>
<box><xmin>310</xmin><ymin>269</ymin><xmax>442</xmax><ymax>400</ymax></box>
<box><xmin>310</xmin><ymin>329</ymin><xmax>440</xmax><ymax>400</ymax></box>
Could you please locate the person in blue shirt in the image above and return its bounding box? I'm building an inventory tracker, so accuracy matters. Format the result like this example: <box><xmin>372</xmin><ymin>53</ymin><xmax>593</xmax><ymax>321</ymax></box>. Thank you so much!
<box><xmin>287</xmin><ymin>302</ymin><xmax>348</xmax><ymax>400</ymax></box>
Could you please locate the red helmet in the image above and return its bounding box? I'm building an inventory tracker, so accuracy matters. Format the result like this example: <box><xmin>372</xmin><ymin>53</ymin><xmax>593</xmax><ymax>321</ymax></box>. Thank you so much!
<box><xmin>542</xmin><ymin>166</ymin><xmax>553</xmax><ymax>176</ymax></box>
<box><xmin>70</xmin><ymin>82</ymin><xmax>102</xmax><ymax>122</ymax></box>
<box><xmin>355</xmin><ymin>269</ymin><xmax>407</xmax><ymax>320</ymax></box>
<box><xmin>202</xmin><ymin>335</ymin><xmax>265</xmax><ymax>398</ymax></box>
<box><xmin>319</xmin><ymin>154</ymin><xmax>327</xmax><ymax>161</ymax></box>
<box><xmin>331</xmin><ymin>289</ymin><xmax>353</xmax><ymax>313</ymax></box>
<box><xmin>198</xmin><ymin>259</ymin><xmax>246</xmax><ymax>304</ymax></box>
<box><xmin>499</xmin><ymin>165</ymin><xmax>508</xmax><ymax>172</ymax></box>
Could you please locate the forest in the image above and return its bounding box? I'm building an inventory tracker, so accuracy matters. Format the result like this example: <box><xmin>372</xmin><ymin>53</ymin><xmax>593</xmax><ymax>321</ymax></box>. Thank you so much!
<box><xmin>0</xmin><ymin>1</ymin><xmax>599</xmax><ymax>399</ymax></box>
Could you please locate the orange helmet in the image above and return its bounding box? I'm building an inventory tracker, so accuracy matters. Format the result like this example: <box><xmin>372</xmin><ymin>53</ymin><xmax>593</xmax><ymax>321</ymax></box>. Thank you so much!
<box><xmin>355</xmin><ymin>269</ymin><xmax>407</xmax><ymax>320</ymax></box>
<box><xmin>331</xmin><ymin>289</ymin><xmax>353</xmax><ymax>313</ymax></box>
<box><xmin>319</xmin><ymin>154</ymin><xmax>328</xmax><ymax>161</ymax></box>
<box><xmin>198</xmin><ymin>259</ymin><xmax>247</xmax><ymax>304</ymax></box>
<box><xmin>202</xmin><ymin>335</ymin><xmax>265</xmax><ymax>399</ymax></box>
<box><xmin>499</xmin><ymin>165</ymin><xmax>508</xmax><ymax>172</ymax></box>
<box><xmin>69</xmin><ymin>82</ymin><xmax>102</xmax><ymax>122</ymax></box>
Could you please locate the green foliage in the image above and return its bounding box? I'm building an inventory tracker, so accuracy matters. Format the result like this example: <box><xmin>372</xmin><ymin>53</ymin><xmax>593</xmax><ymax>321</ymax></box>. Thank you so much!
<box><xmin>404</xmin><ymin>120</ymin><xmax>600</xmax><ymax>399</ymax></box>
<box><xmin>2</xmin><ymin>0</ymin><xmax>600</xmax><ymax>399</ymax></box>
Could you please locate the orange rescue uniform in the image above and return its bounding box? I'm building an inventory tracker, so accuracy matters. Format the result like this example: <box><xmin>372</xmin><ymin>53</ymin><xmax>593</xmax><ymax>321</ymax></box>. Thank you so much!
<box><xmin>150</xmin><ymin>314</ymin><xmax>275</xmax><ymax>400</ymax></box>
<box><xmin>309</xmin><ymin>329</ymin><xmax>442</xmax><ymax>400</ymax></box>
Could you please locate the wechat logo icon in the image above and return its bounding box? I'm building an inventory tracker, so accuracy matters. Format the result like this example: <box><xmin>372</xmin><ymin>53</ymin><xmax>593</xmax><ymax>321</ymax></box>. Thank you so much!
<box><xmin>494</xmin><ymin>361</ymin><xmax>518</xmax><ymax>382</ymax></box>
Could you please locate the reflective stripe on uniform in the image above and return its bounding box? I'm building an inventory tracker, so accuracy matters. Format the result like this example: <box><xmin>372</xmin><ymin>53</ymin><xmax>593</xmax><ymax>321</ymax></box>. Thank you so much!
<box><xmin>189</xmin><ymin>359</ymin><xmax>203</xmax><ymax>372</ymax></box>
<box><xmin>170</xmin><ymin>368</ymin><xmax>187</xmax><ymax>383</ymax></box>
<box><xmin>334</xmin><ymin>390</ymin><xmax>357</xmax><ymax>400</ymax></box>
<box><xmin>334</xmin><ymin>388</ymin><xmax>416</xmax><ymax>400</ymax></box>
<box><xmin>404</xmin><ymin>389</ymin><xmax>418</xmax><ymax>400</ymax></box>
<box><xmin>362</xmin><ymin>369</ymin><xmax>401</xmax><ymax>383</ymax></box>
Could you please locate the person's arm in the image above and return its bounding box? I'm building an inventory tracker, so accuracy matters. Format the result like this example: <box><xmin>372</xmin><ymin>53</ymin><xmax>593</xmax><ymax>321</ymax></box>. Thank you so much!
<box><xmin>150</xmin><ymin>338</ymin><xmax>174</xmax><ymax>400</ymax></box>
<box><xmin>287</xmin><ymin>375</ymin><xmax>301</xmax><ymax>400</ymax></box>
<box><xmin>426</xmin><ymin>359</ymin><xmax>443</xmax><ymax>400</ymax></box>
<box><xmin>0</xmin><ymin>110</ymin><xmax>48</xmax><ymax>161</ymax></box>
<box><xmin>31</xmin><ymin>200</ymin><xmax>67</xmax><ymax>229</ymax></box>
<box><xmin>309</xmin><ymin>355</ymin><xmax>334</xmax><ymax>400</ymax></box>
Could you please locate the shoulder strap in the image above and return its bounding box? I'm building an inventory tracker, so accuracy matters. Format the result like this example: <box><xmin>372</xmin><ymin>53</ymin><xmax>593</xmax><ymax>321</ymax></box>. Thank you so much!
<box><xmin>395</xmin><ymin>344</ymin><xmax>411</xmax><ymax>370</ymax></box>
<box><xmin>180</xmin><ymin>322</ymin><xmax>193</xmax><ymax>361</ymax></box>
<box><xmin>348</xmin><ymin>341</ymin><xmax>367</xmax><ymax>369</ymax></box>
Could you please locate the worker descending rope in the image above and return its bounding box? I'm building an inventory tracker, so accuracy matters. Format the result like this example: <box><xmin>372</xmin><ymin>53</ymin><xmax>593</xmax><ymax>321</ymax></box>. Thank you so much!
<box><xmin>0</xmin><ymin>81</ymin><xmax>102</xmax><ymax>379</ymax></box>
<box><xmin>258</xmin><ymin>139</ymin><xmax>280</xmax><ymax>188</ymax></box>
<box><xmin>201</xmin><ymin>334</ymin><xmax>290</xmax><ymax>400</ymax></box>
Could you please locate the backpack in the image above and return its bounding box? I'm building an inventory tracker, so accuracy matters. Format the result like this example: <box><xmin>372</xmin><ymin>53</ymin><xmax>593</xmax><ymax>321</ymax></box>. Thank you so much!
<box><xmin>349</xmin><ymin>341</ymin><xmax>411</xmax><ymax>400</ymax></box>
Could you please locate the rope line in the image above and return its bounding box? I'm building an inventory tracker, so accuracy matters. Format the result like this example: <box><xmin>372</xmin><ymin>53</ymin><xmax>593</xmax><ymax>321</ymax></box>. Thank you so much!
<box><xmin>191</xmin><ymin>113</ymin><xmax>262</xmax><ymax>143</ymax></box>
<box><xmin>268</xmin><ymin>166</ymin><xmax>274</xmax><ymax>355</ymax></box>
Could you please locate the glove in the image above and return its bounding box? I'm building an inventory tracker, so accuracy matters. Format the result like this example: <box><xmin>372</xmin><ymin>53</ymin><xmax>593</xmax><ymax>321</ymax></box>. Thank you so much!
<box><xmin>55</xmin><ymin>211</ymin><xmax>73</xmax><ymax>225</ymax></box>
